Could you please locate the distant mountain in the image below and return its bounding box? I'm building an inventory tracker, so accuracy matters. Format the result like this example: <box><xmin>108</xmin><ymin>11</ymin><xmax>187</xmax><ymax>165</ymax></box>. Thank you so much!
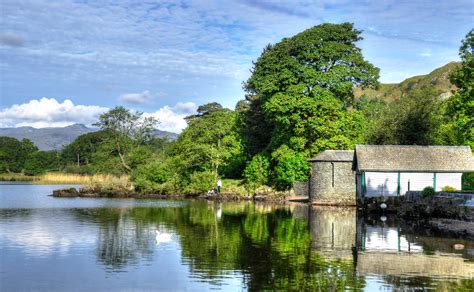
<box><xmin>354</xmin><ymin>61</ymin><xmax>460</xmax><ymax>101</ymax></box>
<box><xmin>151</xmin><ymin>129</ymin><xmax>179</xmax><ymax>141</ymax></box>
<box><xmin>0</xmin><ymin>124</ymin><xmax>178</xmax><ymax>151</ymax></box>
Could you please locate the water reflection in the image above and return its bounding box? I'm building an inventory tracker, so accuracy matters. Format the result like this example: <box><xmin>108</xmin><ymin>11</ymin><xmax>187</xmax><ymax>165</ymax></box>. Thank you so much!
<box><xmin>1</xmin><ymin>197</ymin><xmax>473</xmax><ymax>291</ymax></box>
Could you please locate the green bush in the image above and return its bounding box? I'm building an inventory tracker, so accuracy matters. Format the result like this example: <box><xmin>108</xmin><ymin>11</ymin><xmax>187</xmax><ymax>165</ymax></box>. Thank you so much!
<box><xmin>421</xmin><ymin>186</ymin><xmax>435</xmax><ymax>198</ymax></box>
<box><xmin>186</xmin><ymin>171</ymin><xmax>215</xmax><ymax>194</ymax></box>
<box><xmin>24</xmin><ymin>151</ymin><xmax>61</xmax><ymax>176</ymax></box>
<box><xmin>441</xmin><ymin>185</ymin><xmax>456</xmax><ymax>192</ymax></box>
<box><xmin>131</xmin><ymin>161</ymin><xmax>171</xmax><ymax>193</ymax></box>
<box><xmin>462</xmin><ymin>172</ymin><xmax>474</xmax><ymax>191</ymax></box>
<box><xmin>272</xmin><ymin>147</ymin><xmax>311</xmax><ymax>191</ymax></box>
<box><xmin>243</xmin><ymin>154</ymin><xmax>271</xmax><ymax>193</ymax></box>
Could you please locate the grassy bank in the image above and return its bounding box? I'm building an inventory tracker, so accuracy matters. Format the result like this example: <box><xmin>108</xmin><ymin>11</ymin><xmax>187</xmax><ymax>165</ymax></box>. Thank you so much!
<box><xmin>0</xmin><ymin>172</ymin><xmax>129</xmax><ymax>185</ymax></box>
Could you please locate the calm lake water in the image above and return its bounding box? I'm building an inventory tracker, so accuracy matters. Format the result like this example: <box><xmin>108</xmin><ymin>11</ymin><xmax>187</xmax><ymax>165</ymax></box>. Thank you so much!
<box><xmin>0</xmin><ymin>183</ymin><xmax>473</xmax><ymax>291</ymax></box>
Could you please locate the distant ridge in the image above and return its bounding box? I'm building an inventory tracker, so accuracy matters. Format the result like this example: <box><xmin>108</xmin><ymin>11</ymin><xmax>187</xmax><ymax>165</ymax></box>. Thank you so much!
<box><xmin>0</xmin><ymin>124</ymin><xmax>178</xmax><ymax>151</ymax></box>
<box><xmin>354</xmin><ymin>61</ymin><xmax>460</xmax><ymax>101</ymax></box>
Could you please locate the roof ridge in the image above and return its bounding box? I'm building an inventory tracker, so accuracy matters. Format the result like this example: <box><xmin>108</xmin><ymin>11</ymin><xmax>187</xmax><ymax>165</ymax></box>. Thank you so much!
<box><xmin>355</xmin><ymin>144</ymin><xmax>471</xmax><ymax>149</ymax></box>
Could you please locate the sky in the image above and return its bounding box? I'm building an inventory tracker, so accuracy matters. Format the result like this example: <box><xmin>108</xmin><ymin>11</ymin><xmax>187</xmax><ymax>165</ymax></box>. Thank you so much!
<box><xmin>0</xmin><ymin>0</ymin><xmax>473</xmax><ymax>132</ymax></box>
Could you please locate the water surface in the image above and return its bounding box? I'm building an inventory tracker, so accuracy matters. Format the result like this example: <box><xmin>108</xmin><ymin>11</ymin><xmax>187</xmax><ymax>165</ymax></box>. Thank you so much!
<box><xmin>1</xmin><ymin>184</ymin><xmax>473</xmax><ymax>291</ymax></box>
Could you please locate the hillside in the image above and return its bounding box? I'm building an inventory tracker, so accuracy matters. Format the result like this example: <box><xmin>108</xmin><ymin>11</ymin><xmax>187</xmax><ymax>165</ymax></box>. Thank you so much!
<box><xmin>0</xmin><ymin>124</ymin><xmax>178</xmax><ymax>151</ymax></box>
<box><xmin>354</xmin><ymin>62</ymin><xmax>460</xmax><ymax>101</ymax></box>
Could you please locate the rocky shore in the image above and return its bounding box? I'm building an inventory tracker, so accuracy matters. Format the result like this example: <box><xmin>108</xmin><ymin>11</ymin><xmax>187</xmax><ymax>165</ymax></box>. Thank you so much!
<box><xmin>428</xmin><ymin>218</ymin><xmax>474</xmax><ymax>240</ymax></box>
<box><xmin>362</xmin><ymin>195</ymin><xmax>473</xmax><ymax>239</ymax></box>
<box><xmin>52</xmin><ymin>187</ymin><xmax>289</xmax><ymax>202</ymax></box>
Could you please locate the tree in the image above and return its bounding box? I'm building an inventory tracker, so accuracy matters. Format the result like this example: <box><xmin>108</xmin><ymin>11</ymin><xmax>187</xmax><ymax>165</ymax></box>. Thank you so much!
<box><xmin>172</xmin><ymin>105</ymin><xmax>243</xmax><ymax>181</ymax></box>
<box><xmin>241</xmin><ymin>23</ymin><xmax>378</xmax><ymax>186</ymax></box>
<box><xmin>61</xmin><ymin>130</ymin><xmax>111</xmax><ymax>167</ymax></box>
<box><xmin>185</xmin><ymin>102</ymin><xmax>224</xmax><ymax>122</ymax></box>
<box><xmin>437</xmin><ymin>29</ymin><xmax>474</xmax><ymax>148</ymax></box>
<box><xmin>367</xmin><ymin>87</ymin><xmax>443</xmax><ymax>145</ymax></box>
<box><xmin>0</xmin><ymin>137</ymin><xmax>38</xmax><ymax>173</ymax></box>
<box><xmin>93</xmin><ymin>106</ymin><xmax>158</xmax><ymax>172</ymax></box>
<box><xmin>24</xmin><ymin>151</ymin><xmax>61</xmax><ymax>175</ymax></box>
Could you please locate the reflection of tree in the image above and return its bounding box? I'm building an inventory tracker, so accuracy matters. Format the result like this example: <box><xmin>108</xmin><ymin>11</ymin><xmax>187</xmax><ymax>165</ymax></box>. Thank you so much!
<box><xmin>73</xmin><ymin>203</ymin><xmax>368</xmax><ymax>290</ymax></box>
<box><xmin>4</xmin><ymin>202</ymin><xmax>471</xmax><ymax>290</ymax></box>
<box><xmin>74</xmin><ymin>208</ymin><xmax>154</xmax><ymax>269</ymax></box>
<box><xmin>0</xmin><ymin>209</ymin><xmax>31</xmax><ymax>219</ymax></box>
<box><xmin>72</xmin><ymin>202</ymin><xmax>473</xmax><ymax>290</ymax></box>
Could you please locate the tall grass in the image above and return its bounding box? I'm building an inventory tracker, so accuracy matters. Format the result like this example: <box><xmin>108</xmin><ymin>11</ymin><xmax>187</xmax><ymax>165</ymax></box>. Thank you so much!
<box><xmin>0</xmin><ymin>172</ymin><xmax>129</xmax><ymax>186</ymax></box>
<box><xmin>0</xmin><ymin>173</ymin><xmax>38</xmax><ymax>182</ymax></box>
<box><xmin>38</xmin><ymin>172</ymin><xmax>129</xmax><ymax>185</ymax></box>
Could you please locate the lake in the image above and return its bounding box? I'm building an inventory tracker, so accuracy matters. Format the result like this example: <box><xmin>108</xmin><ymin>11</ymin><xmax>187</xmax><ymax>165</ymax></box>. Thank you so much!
<box><xmin>0</xmin><ymin>183</ymin><xmax>473</xmax><ymax>291</ymax></box>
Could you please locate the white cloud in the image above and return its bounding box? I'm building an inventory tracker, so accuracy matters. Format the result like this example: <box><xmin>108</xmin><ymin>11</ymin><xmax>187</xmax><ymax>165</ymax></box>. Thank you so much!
<box><xmin>173</xmin><ymin>102</ymin><xmax>198</xmax><ymax>115</ymax></box>
<box><xmin>0</xmin><ymin>97</ymin><xmax>195</xmax><ymax>133</ymax></box>
<box><xmin>0</xmin><ymin>97</ymin><xmax>108</xmax><ymax>128</ymax></box>
<box><xmin>147</xmin><ymin>102</ymin><xmax>198</xmax><ymax>133</ymax></box>
<box><xmin>118</xmin><ymin>90</ymin><xmax>151</xmax><ymax>104</ymax></box>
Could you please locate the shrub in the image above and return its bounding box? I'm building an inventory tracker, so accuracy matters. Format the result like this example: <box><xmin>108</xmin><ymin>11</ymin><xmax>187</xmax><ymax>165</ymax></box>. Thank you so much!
<box><xmin>273</xmin><ymin>151</ymin><xmax>311</xmax><ymax>191</ymax></box>
<box><xmin>462</xmin><ymin>172</ymin><xmax>474</xmax><ymax>191</ymax></box>
<box><xmin>131</xmin><ymin>161</ymin><xmax>171</xmax><ymax>193</ymax></box>
<box><xmin>244</xmin><ymin>154</ymin><xmax>271</xmax><ymax>193</ymax></box>
<box><xmin>421</xmin><ymin>186</ymin><xmax>435</xmax><ymax>198</ymax></box>
<box><xmin>441</xmin><ymin>185</ymin><xmax>456</xmax><ymax>192</ymax></box>
<box><xmin>186</xmin><ymin>171</ymin><xmax>215</xmax><ymax>194</ymax></box>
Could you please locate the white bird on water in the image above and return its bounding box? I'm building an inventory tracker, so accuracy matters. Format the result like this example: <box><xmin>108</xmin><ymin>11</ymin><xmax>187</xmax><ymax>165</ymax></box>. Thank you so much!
<box><xmin>155</xmin><ymin>230</ymin><xmax>172</xmax><ymax>246</ymax></box>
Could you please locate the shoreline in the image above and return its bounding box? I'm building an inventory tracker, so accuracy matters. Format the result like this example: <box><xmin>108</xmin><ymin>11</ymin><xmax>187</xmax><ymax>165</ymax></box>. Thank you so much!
<box><xmin>51</xmin><ymin>187</ymin><xmax>292</xmax><ymax>203</ymax></box>
<box><xmin>51</xmin><ymin>187</ymin><xmax>474</xmax><ymax>239</ymax></box>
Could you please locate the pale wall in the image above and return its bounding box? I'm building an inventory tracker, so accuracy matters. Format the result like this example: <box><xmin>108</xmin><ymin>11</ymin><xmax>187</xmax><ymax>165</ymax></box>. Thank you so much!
<box><xmin>363</xmin><ymin>172</ymin><xmax>463</xmax><ymax>197</ymax></box>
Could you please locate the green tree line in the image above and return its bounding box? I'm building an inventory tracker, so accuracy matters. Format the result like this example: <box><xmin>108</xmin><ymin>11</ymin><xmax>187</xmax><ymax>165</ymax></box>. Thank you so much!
<box><xmin>1</xmin><ymin>24</ymin><xmax>472</xmax><ymax>191</ymax></box>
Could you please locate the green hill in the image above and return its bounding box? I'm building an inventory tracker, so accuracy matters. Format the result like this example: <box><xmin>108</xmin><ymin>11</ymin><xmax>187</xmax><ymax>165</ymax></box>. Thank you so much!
<box><xmin>354</xmin><ymin>61</ymin><xmax>460</xmax><ymax>101</ymax></box>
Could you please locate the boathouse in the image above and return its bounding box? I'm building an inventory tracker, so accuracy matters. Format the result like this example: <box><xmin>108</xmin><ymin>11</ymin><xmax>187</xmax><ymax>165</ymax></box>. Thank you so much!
<box><xmin>309</xmin><ymin>150</ymin><xmax>356</xmax><ymax>205</ymax></box>
<box><xmin>353</xmin><ymin>145</ymin><xmax>474</xmax><ymax>198</ymax></box>
<box><xmin>309</xmin><ymin>145</ymin><xmax>474</xmax><ymax>205</ymax></box>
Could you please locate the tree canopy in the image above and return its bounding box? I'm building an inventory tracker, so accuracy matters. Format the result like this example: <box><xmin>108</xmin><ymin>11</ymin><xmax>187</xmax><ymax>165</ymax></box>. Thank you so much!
<box><xmin>437</xmin><ymin>29</ymin><xmax>474</xmax><ymax>148</ymax></box>
<box><xmin>240</xmin><ymin>23</ymin><xmax>379</xmax><ymax>189</ymax></box>
<box><xmin>93</xmin><ymin>106</ymin><xmax>158</xmax><ymax>172</ymax></box>
<box><xmin>172</xmin><ymin>104</ymin><xmax>244</xmax><ymax>181</ymax></box>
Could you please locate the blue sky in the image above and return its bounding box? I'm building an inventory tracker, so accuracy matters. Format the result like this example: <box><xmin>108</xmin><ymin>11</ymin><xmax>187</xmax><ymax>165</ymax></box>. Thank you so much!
<box><xmin>0</xmin><ymin>0</ymin><xmax>473</xmax><ymax>132</ymax></box>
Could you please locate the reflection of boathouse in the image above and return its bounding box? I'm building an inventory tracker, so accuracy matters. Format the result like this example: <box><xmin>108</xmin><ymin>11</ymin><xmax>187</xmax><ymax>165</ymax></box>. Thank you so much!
<box><xmin>308</xmin><ymin>207</ymin><xmax>356</xmax><ymax>258</ymax></box>
<box><xmin>309</xmin><ymin>145</ymin><xmax>474</xmax><ymax>205</ymax></box>
<box><xmin>354</xmin><ymin>217</ymin><xmax>474</xmax><ymax>279</ymax></box>
<box><xmin>307</xmin><ymin>208</ymin><xmax>474</xmax><ymax>279</ymax></box>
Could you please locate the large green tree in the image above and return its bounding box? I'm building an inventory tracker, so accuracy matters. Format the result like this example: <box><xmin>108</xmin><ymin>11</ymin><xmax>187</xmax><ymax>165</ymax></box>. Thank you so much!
<box><xmin>437</xmin><ymin>29</ymin><xmax>474</xmax><ymax>148</ymax></box>
<box><xmin>240</xmin><ymin>23</ymin><xmax>379</xmax><ymax>189</ymax></box>
<box><xmin>172</xmin><ymin>103</ymin><xmax>244</xmax><ymax>181</ymax></box>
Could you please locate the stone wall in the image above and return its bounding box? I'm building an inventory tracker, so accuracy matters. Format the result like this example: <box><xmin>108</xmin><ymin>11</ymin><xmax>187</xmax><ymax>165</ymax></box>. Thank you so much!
<box><xmin>310</xmin><ymin>161</ymin><xmax>356</xmax><ymax>205</ymax></box>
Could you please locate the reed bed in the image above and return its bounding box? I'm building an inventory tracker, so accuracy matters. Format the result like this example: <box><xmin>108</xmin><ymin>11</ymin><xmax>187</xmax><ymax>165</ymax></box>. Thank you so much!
<box><xmin>38</xmin><ymin>173</ymin><xmax>129</xmax><ymax>185</ymax></box>
<box><xmin>0</xmin><ymin>172</ymin><xmax>129</xmax><ymax>186</ymax></box>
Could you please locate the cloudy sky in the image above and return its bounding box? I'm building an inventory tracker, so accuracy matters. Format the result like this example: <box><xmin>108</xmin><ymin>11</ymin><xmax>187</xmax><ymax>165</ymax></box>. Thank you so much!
<box><xmin>0</xmin><ymin>0</ymin><xmax>473</xmax><ymax>132</ymax></box>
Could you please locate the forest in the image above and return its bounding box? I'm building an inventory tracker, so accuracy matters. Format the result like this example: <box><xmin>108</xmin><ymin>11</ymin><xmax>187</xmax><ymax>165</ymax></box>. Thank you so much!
<box><xmin>1</xmin><ymin>23</ymin><xmax>473</xmax><ymax>193</ymax></box>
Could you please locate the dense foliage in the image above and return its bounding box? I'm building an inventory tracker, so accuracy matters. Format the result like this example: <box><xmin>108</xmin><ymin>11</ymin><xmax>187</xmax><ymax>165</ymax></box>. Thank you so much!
<box><xmin>240</xmin><ymin>23</ymin><xmax>379</xmax><ymax>189</ymax></box>
<box><xmin>1</xmin><ymin>25</ymin><xmax>472</xmax><ymax>192</ymax></box>
<box><xmin>437</xmin><ymin>29</ymin><xmax>474</xmax><ymax>148</ymax></box>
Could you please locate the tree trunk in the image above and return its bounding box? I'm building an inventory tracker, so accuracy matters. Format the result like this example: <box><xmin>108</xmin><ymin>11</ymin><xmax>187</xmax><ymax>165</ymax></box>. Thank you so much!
<box><xmin>116</xmin><ymin>140</ymin><xmax>131</xmax><ymax>172</ymax></box>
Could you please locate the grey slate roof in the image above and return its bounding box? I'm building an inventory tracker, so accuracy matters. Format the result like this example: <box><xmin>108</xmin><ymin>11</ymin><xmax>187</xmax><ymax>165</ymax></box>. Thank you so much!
<box><xmin>309</xmin><ymin>150</ymin><xmax>354</xmax><ymax>162</ymax></box>
<box><xmin>354</xmin><ymin>145</ymin><xmax>474</xmax><ymax>172</ymax></box>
